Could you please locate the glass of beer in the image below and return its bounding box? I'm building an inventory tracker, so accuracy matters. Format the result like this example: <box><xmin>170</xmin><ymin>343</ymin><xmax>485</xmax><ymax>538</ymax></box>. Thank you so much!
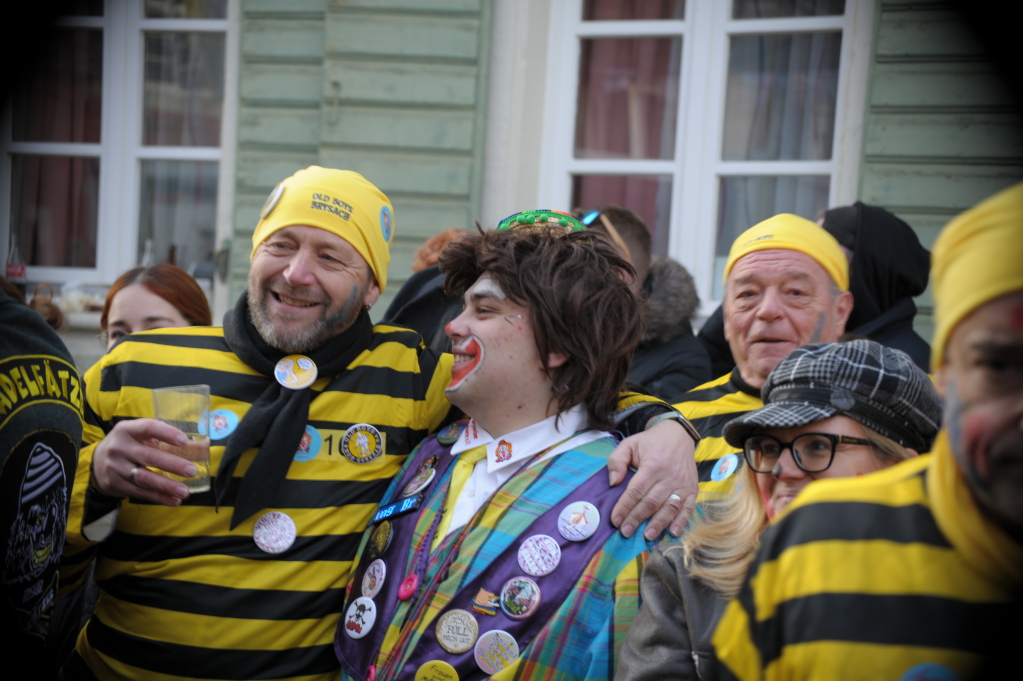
<box><xmin>152</xmin><ymin>385</ymin><xmax>211</xmax><ymax>493</ymax></box>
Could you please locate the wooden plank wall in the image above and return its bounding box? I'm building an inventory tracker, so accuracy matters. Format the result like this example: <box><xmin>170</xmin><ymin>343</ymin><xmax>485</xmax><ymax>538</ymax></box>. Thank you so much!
<box><xmin>320</xmin><ymin>0</ymin><xmax>491</xmax><ymax>316</ymax></box>
<box><xmin>230</xmin><ymin>0</ymin><xmax>492</xmax><ymax>315</ymax></box>
<box><xmin>231</xmin><ymin>0</ymin><xmax>328</xmax><ymax>302</ymax></box>
<box><xmin>858</xmin><ymin>0</ymin><xmax>1023</xmax><ymax>342</ymax></box>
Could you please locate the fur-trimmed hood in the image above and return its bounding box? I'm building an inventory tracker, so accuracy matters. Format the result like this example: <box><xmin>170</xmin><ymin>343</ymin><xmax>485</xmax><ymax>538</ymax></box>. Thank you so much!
<box><xmin>642</xmin><ymin>255</ymin><xmax>700</xmax><ymax>345</ymax></box>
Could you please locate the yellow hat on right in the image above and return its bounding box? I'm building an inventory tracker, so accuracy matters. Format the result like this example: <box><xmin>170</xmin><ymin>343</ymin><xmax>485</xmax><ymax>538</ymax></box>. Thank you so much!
<box><xmin>723</xmin><ymin>213</ymin><xmax>849</xmax><ymax>291</ymax></box>
<box><xmin>931</xmin><ymin>182</ymin><xmax>1023</xmax><ymax>370</ymax></box>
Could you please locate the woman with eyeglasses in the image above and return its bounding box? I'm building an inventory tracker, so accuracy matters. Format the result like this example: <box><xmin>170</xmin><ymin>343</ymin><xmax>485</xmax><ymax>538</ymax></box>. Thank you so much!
<box><xmin>615</xmin><ymin>339</ymin><xmax>942</xmax><ymax>681</ymax></box>
<box><xmin>99</xmin><ymin>263</ymin><xmax>212</xmax><ymax>352</ymax></box>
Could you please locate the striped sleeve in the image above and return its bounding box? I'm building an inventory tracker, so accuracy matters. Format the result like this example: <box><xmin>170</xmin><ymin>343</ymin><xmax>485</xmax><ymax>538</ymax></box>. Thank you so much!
<box><xmin>675</xmin><ymin>374</ymin><xmax>763</xmax><ymax>499</ymax></box>
<box><xmin>713</xmin><ymin>457</ymin><xmax>998</xmax><ymax>680</ymax></box>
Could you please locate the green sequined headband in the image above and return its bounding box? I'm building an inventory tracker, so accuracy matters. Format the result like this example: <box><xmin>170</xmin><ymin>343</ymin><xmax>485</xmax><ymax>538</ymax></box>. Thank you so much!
<box><xmin>495</xmin><ymin>209</ymin><xmax>587</xmax><ymax>233</ymax></box>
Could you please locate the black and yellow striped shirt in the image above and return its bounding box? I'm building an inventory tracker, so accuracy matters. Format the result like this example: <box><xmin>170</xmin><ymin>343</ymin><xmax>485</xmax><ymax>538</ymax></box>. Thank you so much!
<box><xmin>712</xmin><ymin>433</ymin><xmax>1023</xmax><ymax>680</ymax></box>
<box><xmin>61</xmin><ymin>324</ymin><xmax>453</xmax><ymax>681</ymax></box>
<box><xmin>675</xmin><ymin>369</ymin><xmax>762</xmax><ymax>498</ymax></box>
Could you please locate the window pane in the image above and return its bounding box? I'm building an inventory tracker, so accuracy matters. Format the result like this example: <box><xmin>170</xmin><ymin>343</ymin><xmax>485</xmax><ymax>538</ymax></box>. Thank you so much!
<box><xmin>722</xmin><ymin>33</ymin><xmax>841</xmax><ymax>161</ymax></box>
<box><xmin>575</xmin><ymin>38</ymin><xmax>681</xmax><ymax>160</ymax></box>
<box><xmin>572</xmin><ymin>175</ymin><xmax>672</xmax><ymax>255</ymax></box>
<box><xmin>139</xmin><ymin>161</ymin><xmax>218</xmax><ymax>278</ymax></box>
<box><xmin>143</xmin><ymin>32</ymin><xmax>226</xmax><ymax>146</ymax></box>
<box><xmin>146</xmin><ymin>0</ymin><xmax>228</xmax><ymax>18</ymax></box>
<box><xmin>713</xmin><ymin>175</ymin><xmax>829</xmax><ymax>297</ymax></box>
<box><xmin>10</xmin><ymin>155</ymin><xmax>100</xmax><ymax>268</ymax></box>
<box><xmin>63</xmin><ymin>0</ymin><xmax>104</xmax><ymax>16</ymax></box>
<box><xmin>733</xmin><ymin>0</ymin><xmax>844</xmax><ymax>18</ymax></box>
<box><xmin>583</xmin><ymin>0</ymin><xmax>684</xmax><ymax>20</ymax></box>
<box><xmin>12</xmin><ymin>29</ymin><xmax>102</xmax><ymax>143</ymax></box>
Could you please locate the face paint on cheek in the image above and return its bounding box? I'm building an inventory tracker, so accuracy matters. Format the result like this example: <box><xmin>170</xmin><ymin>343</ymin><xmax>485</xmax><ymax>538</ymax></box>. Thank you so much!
<box><xmin>504</xmin><ymin>314</ymin><xmax>523</xmax><ymax>330</ymax></box>
<box><xmin>964</xmin><ymin>412</ymin><xmax>995</xmax><ymax>480</ymax></box>
<box><xmin>1012</xmin><ymin>304</ymin><xmax>1023</xmax><ymax>330</ymax></box>
<box><xmin>808</xmin><ymin>311</ymin><xmax>826</xmax><ymax>344</ymax></box>
<box><xmin>945</xmin><ymin>377</ymin><xmax>994</xmax><ymax>483</ymax></box>
<box><xmin>447</xmin><ymin>335</ymin><xmax>485</xmax><ymax>390</ymax></box>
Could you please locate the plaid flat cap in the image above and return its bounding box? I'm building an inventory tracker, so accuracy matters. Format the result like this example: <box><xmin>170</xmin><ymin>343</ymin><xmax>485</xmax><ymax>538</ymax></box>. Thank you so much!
<box><xmin>723</xmin><ymin>340</ymin><xmax>942</xmax><ymax>453</ymax></box>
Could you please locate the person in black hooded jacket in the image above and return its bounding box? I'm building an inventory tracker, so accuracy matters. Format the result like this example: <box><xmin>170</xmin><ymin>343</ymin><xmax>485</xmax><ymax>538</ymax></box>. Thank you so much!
<box><xmin>821</xmin><ymin>201</ymin><xmax>931</xmax><ymax>370</ymax></box>
<box><xmin>697</xmin><ymin>202</ymin><xmax>932</xmax><ymax>373</ymax></box>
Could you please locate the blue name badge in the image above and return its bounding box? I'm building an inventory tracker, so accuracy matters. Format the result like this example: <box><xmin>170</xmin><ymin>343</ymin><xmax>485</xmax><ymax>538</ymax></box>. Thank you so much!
<box><xmin>372</xmin><ymin>494</ymin><xmax>423</xmax><ymax>524</ymax></box>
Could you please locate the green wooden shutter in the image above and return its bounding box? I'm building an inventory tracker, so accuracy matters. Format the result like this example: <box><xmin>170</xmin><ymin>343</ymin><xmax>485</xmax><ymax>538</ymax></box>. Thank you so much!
<box><xmin>858</xmin><ymin>1</ymin><xmax>1023</xmax><ymax>342</ymax></box>
<box><xmin>319</xmin><ymin>0</ymin><xmax>492</xmax><ymax>317</ymax></box>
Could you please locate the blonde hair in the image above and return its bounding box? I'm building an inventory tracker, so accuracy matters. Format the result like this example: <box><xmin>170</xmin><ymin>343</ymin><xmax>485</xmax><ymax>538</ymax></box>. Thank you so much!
<box><xmin>683</xmin><ymin>428</ymin><xmax>914</xmax><ymax>598</ymax></box>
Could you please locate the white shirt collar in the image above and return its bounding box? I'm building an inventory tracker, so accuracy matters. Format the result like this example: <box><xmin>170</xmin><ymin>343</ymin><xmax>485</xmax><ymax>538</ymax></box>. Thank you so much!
<box><xmin>450</xmin><ymin>404</ymin><xmax>591</xmax><ymax>474</ymax></box>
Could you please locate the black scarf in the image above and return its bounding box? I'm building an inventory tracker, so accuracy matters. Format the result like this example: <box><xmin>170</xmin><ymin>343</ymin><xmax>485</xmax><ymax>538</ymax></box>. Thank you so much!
<box><xmin>216</xmin><ymin>293</ymin><xmax>373</xmax><ymax>528</ymax></box>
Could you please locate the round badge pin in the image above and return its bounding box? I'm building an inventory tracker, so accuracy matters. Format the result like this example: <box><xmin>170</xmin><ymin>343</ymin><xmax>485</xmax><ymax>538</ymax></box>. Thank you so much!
<box><xmin>436</xmin><ymin>423</ymin><xmax>461</xmax><ymax>445</ymax></box>
<box><xmin>474</xmin><ymin>629</ymin><xmax>519</xmax><ymax>675</ymax></box>
<box><xmin>253</xmin><ymin>511</ymin><xmax>297</xmax><ymax>554</ymax></box>
<box><xmin>364</xmin><ymin>520</ymin><xmax>393</xmax><ymax>563</ymax></box>
<box><xmin>415</xmin><ymin>660</ymin><xmax>459</xmax><ymax>681</ymax></box>
<box><xmin>206</xmin><ymin>408</ymin><xmax>239</xmax><ymax>441</ymax></box>
<box><xmin>402</xmin><ymin>468</ymin><xmax>436</xmax><ymax>498</ymax></box>
<box><xmin>341</xmin><ymin>424</ymin><xmax>384</xmax><ymax>464</ymax></box>
<box><xmin>260</xmin><ymin>182</ymin><xmax>285</xmax><ymax>219</ymax></box>
<box><xmin>435</xmin><ymin>608</ymin><xmax>479</xmax><ymax>654</ymax></box>
<box><xmin>711</xmin><ymin>453</ymin><xmax>739</xmax><ymax>482</ymax></box>
<box><xmin>419</xmin><ymin>455</ymin><xmax>439</xmax><ymax>472</ymax></box>
<box><xmin>293</xmin><ymin>425</ymin><xmax>322</xmax><ymax>462</ymax></box>
<box><xmin>343</xmin><ymin>596</ymin><xmax>377</xmax><ymax>639</ymax></box>
<box><xmin>517</xmin><ymin>534</ymin><xmax>562</xmax><ymax>577</ymax></box>
<box><xmin>558</xmin><ymin>501</ymin><xmax>600</xmax><ymax>542</ymax></box>
<box><xmin>361</xmin><ymin>559</ymin><xmax>387</xmax><ymax>599</ymax></box>
<box><xmin>274</xmin><ymin>354</ymin><xmax>317</xmax><ymax>390</ymax></box>
<box><xmin>398</xmin><ymin>573</ymin><xmax>419</xmax><ymax>601</ymax></box>
<box><xmin>499</xmin><ymin>576</ymin><xmax>541</xmax><ymax>620</ymax></box>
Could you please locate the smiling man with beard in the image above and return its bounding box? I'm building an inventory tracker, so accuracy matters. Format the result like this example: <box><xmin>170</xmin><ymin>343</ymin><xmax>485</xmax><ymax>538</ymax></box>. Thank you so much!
<box><xmin>56</xmin><ymin>170</ymin><xmax>697</xmax><ymax>681</ymax></box>
<box><xmin>675</xmin><ymin>215</ymin><xmax>853</xmax><ymax>500</ymax></box>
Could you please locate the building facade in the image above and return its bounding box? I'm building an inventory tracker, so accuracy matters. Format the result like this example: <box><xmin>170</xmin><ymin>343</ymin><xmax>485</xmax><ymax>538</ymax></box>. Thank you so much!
<box><xmin>2</xmin><ymin>0</ymin><xmax>1021</xmax><ymax>368</ymax></box>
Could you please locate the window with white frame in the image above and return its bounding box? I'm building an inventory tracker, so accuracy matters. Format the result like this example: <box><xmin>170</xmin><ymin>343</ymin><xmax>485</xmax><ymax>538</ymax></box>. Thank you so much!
<box><xmin>539</xmin><ymin>0</ymin><xmax>874</xmax><ymax>308</ymax></box>
<box><xmin>1</xmin><ymin>0</ymin><xmax>237</xmax><ymax>296</ymax></box>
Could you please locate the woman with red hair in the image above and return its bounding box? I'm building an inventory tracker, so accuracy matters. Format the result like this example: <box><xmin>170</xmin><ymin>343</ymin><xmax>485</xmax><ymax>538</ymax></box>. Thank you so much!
<box><xmin>100</xmin><ymin>264</ymin><xmax>212</xmax><ymax>351</ymax></box>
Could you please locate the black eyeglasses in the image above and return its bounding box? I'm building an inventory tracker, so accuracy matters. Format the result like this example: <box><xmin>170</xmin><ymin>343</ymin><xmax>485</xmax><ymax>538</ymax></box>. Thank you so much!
<box><xmin>743</xmin><ymin>433</ymin><xmax>873</xmax><ymax>474</ymax></box>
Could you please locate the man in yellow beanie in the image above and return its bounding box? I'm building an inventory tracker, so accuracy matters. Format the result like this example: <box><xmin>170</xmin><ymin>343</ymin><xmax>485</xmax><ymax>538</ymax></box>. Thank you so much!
<box><xmin>676</xmin><ymin>214</ymin><xmax>853</xmax><ymax>500</ymax></box>
<box><xmin>57</xmin><ymin>168</ymin><xmax>697</xmax><ymax>681</ymax></box>
<box><xmin>713</xmin><ymin>182</ymin><xmax>1023</xmax><ymax>680</ymax></box>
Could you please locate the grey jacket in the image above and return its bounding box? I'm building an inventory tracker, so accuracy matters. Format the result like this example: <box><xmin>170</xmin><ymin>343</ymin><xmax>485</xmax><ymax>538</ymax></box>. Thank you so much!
<box><xmin>616</xmin><ymin>545</ymin><xmax>728</xmax><ymax>681</ymax></box>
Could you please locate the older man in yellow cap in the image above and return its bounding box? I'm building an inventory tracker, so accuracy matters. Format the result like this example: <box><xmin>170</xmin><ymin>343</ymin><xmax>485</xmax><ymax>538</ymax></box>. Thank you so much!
<box><xmin>712</xmin><ymin>182</ymin><xmax>1023</xmax><ymax>680</ymax></box>
<box><xmin>57</xmin><ymin>167</ymin><xmax>695</xmax><ymax>681</ymax></box>
<box><xmin>676</xmin><ymin>214</ymin><xmax>853</xmax><ymax>499</ymax></box>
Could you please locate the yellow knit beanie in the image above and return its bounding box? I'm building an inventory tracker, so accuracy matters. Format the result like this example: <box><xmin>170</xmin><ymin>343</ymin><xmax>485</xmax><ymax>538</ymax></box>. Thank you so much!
<box><xmin>250</xmin><ymin>166</ymin><xmax>395</xmax><ymax>291</ymax></box>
